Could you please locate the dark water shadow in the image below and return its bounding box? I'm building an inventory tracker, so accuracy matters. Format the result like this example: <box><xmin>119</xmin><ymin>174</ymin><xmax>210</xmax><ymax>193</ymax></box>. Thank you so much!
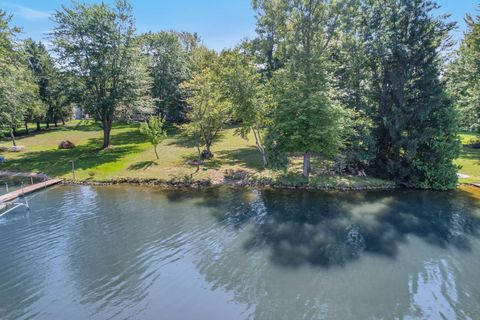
<box><xmin>252</xmin><ymin>190</ymin><xmax>480</xmax><ymax>268</ymax></box>
<box><xmin>164</xmin><ymin>187</ymin><xmax>480</xmax><ymax>269</ymax></box>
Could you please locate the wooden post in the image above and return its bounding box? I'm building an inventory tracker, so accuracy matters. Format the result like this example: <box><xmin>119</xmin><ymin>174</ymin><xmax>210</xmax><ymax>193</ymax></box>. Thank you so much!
<box><xmin>30</xmin><ymin>177</ymin><xmax>34</xmax><ymax>185</ymax></box>
<box><xmin>303</xmin><ymin>152</ymin><xmax>311</xmax><ymax>178</ymax></box>
<box><xmin>5</xmin><ymin>182</ymin><xmax>8</xmax><ymax>193</ymax></box>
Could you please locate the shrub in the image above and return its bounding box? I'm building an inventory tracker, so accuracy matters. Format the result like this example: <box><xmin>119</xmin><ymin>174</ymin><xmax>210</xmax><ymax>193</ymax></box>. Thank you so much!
<box><xmin>224</xmin><ymin>169</ymin><xmax>248</xmax><ymax>180</ymax></box>
<box><xmin>59</xmin><ymin>140</ymin><xmax>75</xmax><ymax>149</ymax></box>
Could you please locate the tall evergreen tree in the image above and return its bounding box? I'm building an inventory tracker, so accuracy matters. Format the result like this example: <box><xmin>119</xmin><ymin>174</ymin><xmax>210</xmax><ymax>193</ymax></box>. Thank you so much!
<box><xmin>24</xmin><ymin>39</ymin><xmax>56</xmax><ymax>130</ymax></box>
<box><xmin>446</xmin><ymin>5</ymin><xmax>480</xmax><ymax>131</ymax></box>
<box><xmin>330</xmin><ymin>1</ymin><xmax>377</xmax><ymax>172</ymax></box>
<box><xmin>366</xmin><ymin>0</ymin><xmax>460</xmax><ymax>189</ymax></box>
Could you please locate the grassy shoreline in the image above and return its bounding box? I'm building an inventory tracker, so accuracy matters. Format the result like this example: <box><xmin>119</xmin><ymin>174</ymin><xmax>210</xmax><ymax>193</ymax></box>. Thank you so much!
<box><xmin>0</xmin><ymin>120</ymin><xmax>398</xmax><ymax>191</ymax></box>
<box><xmin>3</xmin><ymin>121</ymin><xmax>478</xmax><ymax>191</ymax></box>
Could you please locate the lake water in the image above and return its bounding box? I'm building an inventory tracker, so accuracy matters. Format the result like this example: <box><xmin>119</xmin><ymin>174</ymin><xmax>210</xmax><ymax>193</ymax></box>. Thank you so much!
<box><xmin>0</xmin><ymin>185</ymin><xmax>479</xmax><ymax>319</ymax></box>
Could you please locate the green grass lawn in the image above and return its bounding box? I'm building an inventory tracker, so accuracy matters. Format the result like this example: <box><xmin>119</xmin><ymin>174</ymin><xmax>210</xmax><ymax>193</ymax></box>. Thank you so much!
<box><xmin>456</xmin><ymin>132</ymin><xmax>480</xmax><ymax>184</ymax></box>
<box><xmin>0</xmin><ymin>120</ymin><xmax>393</xmax><ymax>189</ymax></box>
<box><xmin>0</xmin><ymin>120</ymin><xmax>257</xmax><ymax>181</ymax></box>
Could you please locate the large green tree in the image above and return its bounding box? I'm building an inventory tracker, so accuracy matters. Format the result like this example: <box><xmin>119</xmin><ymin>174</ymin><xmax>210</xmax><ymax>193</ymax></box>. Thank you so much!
<box><xmin>139</xmin><ymin>31</ymin><xmax>198</xmax><ymax>123</ymax></box>
<box><xmin>252</xmin><ymin>0</ymin><xmax>289</xmax><ymax>79</ymax></box>
<box><xmin>25</xmin><ymin>39</ymin><xmax>74</xmax><ymax>129</ymax></box>
<box><xmin>52</xmin><ymin>0</ymin><xmax>149</xmax><ymax>148</ymax></box>
<box><xmin>24</xmin><ymin>39</ymin><xmax>59</xmax><ymax>130</ymax></box>
<box><xmin>183</xmin><ymin>47</ymin><xmax>230</xmax><ymax>162</ymax></box>
<box><xmin>0</xmin><ymin>11</ymin><xmax>38</xmax><ymax>145</ymax></box>
<box><xmin>446</xmin><ymin>6</ymin><xmax>480</xmax><ymax>131</ymax></box>
<box><xmin>219</xmin><ymin>49</ymin><xmax>272</xmax><ymax>167</ymax></box>
<box><xmin>254</xmin><ymin>0</ymin><xmax>346</xmax><ymax>178</ymax></box>
<box><xmin>329</xmin><ymin>1</ymin><xmax>377</xmax><ymax>173</ymax></box>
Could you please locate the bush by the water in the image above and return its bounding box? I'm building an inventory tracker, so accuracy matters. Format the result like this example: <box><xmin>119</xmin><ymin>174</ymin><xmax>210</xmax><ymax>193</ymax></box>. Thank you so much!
<box><xmin>224</xmin><ymin>169</ymin><xmax>248</xmax><ymax>181</ymax></box>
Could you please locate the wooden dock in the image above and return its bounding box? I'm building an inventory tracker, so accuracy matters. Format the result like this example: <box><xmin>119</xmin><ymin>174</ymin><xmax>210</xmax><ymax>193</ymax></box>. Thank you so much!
<box><xmin>0</xmin><ymin>179</ymin><xmax>63</xmax><ymax>204</ymax></box>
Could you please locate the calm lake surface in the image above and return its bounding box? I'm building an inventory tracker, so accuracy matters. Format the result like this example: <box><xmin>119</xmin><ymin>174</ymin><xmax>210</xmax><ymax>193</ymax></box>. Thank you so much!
<box><xmin>1</xmin><ymin>185</ymin><xmax>479</xmax><ymax>320</ymax></box>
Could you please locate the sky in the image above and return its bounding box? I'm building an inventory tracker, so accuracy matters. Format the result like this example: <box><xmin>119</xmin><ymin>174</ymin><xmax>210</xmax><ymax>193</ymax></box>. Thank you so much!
<box><xmin>1</xmin><ymin>0</ymin><xmax>478</xmax><ymax>51</ymax></box>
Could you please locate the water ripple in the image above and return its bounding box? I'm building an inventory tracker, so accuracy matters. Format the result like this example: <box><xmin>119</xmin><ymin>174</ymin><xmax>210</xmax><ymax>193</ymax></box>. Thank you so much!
<box><xmin>0</xmin><ymin>186</ymin><xmax>479</xmax><ymax>320</ymax></box>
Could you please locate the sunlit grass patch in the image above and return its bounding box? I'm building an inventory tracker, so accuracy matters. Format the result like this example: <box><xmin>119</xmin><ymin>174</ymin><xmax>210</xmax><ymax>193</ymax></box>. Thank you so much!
<box><xmin>456</xmin><ymin>131</ymin><xmax>480</xmax><ymax>184</ymax></box>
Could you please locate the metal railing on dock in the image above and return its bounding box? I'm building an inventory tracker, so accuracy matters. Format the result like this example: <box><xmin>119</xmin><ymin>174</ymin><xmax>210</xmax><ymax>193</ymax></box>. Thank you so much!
<box><xmin>0</xmin><ymin>178</ymin><xmax>62</xmax><ymax>217</ymax></box>
<box><xmin>0</xmin><ymin>179</ymin><xmax>63</xmax><ymax>205</ymax></box>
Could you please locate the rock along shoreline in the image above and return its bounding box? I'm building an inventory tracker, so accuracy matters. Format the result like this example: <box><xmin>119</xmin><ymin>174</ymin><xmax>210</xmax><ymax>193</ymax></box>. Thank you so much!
<box><xmin>62</xmin><ymin>176</ymin><xmax>399</xmax><ymax>192</ymax></box>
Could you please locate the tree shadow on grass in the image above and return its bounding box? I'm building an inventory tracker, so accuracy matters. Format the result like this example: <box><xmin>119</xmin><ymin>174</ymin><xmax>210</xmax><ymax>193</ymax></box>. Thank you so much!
<box><xmin>2</xmin><ymin>126</ymin><xmax>68</xmax><ymax>143</ymax></box>
<box><xmin>109</xmin><ymin>130</ymin><xmax>148</xmax><ymax>145</ymax></box>
<box><xmin>65</xmin><ymin>120</ymin><xmax>102</xmax><ymax>132</ymax></box>
<box><xmin>127</xmin><ymin>161</ymin><xmax>158</xmax><ymax>171</ymax></box>
<box><xmin>179</xmin><ymin>152</ymin><xmax>223</xmax><ymax>170</ymax></box>
<box><xmin>1</xmin><ymin>144</ymin><xmax>141</xmax><ymax>177</ymax></box>
<box><xmin>0</xmin><ymin>132</ymin><xmax>143</xmax><ymax>177</ymax></box>
<box><xmin>64</xmin><ymin>121</ymin><xmax>138</xmax><ymax>132</ymax></box>
<box><xmin>65</xmin><ymin>129</ymin><xmax>148</xmax><ymax>148</ymax></box>
<box><xmin>166</xmin><ymin>133</ymin><xmax>195</xmax><ymax>148</ymax></box>
<box><xmin>460</xmin><ymin>146</ymin><xmax>480</xmax><ymax>162</ymax></box>
<box><xmin>216</xmin><ymin>147</ymin><xmax>263</xmax><ymax>170</ymax></box>
<box><xmin>166</xmin><ymin>131</ymin><xmax>226</xmax><ymax>149</ymax></box>
<box><xmin>173</xmin><ymin>146</ymin><xmax>263</xmax><ymax>170</ymax></box>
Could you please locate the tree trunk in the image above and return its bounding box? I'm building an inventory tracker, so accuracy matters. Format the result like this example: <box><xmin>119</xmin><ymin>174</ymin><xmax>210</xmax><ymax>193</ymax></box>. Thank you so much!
<box><xmin>154</xmin><ymin>145</ymin><xmax>159</xmax><ymax>160</ymax></box>
<box><xmin>303</xmin><ymin>152</ymin><xmax>311</xmax><ymax>178</ymax></box>
<box><xmin>253</xmin><ymin>127</ymin><xmax>267</xmax><ymax>167</ymax></box>
<box><xmin>102</xmin><ymin>128</ymin><xmax>110</xmax><ymax>148</ymax></box>
<box><xmin>62</xmin><ymin>118</ymin><xmax>65</xmax><ymax>126</ymax></box>
<box><xmin>46</xmin><ymin>122</ymin><xmax>50</xmax><ymax>129</ymax></box>
<box><xmin>201</xmin><ymin>142</ymin><xmax>213</xmax><ymax>159</ymax></box>
<box><xmin>12</xmin><ymin>127</ymin><xmax>17</xmax><ymax>136</ymax></box>
<box><xmin>10</xmin><ymin>127</ymin><xmax>16</xmax><ymax>147</ymax></box>
<box><xmin>24</xmin><ymin>122</ymin><xmax>29</xmax><ymax>135</ymax></box>
<box><xmin>54</xmin><ymin>120</ymin><xmax>58</xmax><ymax>127</ymax></box>
<box><xmin>36</xmin><ymin>122</ymin><xmax>41</xmax><ymax>131</ymax></box>
<box><xmin>101</xmin><ymin>117</ymin><xmax>113</xmax><ymax>149</ymax></box>
<box><xmin>261</xmin><ymin>152</ymin><xmax>267</xmax><ymax>167</ymax></box>
<box><xmin>196</xmin><ymin>143</ymin><xmax>201</xmax><ymax>173</ymax></box>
